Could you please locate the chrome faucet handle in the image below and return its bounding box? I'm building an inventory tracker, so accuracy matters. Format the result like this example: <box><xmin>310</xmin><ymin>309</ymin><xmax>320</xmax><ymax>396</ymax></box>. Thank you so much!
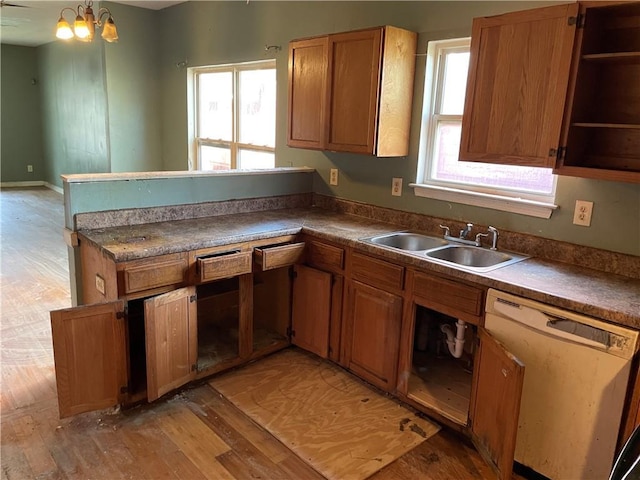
<box><xmin>439</xmin><ymin>225</ymin><xmax>450</xmax><ymax>237</ymax></box>
<box><xmin>488</xmin><ymin>226</ymin><xmax>499</xmax><ymax>250</ymax></box>
<box><xmin>475</xmin><ymin>231</ymin><xmax>489</xmax><ymax>245</ymax></box>
<box><xmin>460</xmin><ymin>223</ymin><xmax>473</xmax><ymax>238</ymax></box>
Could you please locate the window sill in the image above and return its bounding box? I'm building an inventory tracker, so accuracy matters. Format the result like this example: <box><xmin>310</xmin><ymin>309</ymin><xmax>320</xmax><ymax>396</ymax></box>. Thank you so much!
<box><xmin>409</xmin><ymin>183</ymin><xmax>558</xmax><ymax>219</ymax></box>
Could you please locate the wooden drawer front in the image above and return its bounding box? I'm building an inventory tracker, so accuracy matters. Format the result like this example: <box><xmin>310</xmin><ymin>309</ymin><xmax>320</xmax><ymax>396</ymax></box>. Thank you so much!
<box><xmin>413</xmin><ymin>272</ymin><xmax>484</xmax><ymax>319</ymax></box>
<box><xmin>351</xmin><ymin>252</ymin><xmax>404</xmax><ymax>291</ymax></box>
<box><xmin>254</xmin><ymin>242</ymin><xmax>305</xmax><ymax>271</ymax></box>
<box><xmin>306</xmin><ymin>240</ymin><xmax>345</xmax><ymax>272</ymax></box>
<box><xmin>197</xmin><ymin>250</ymin><xmax>252</xmax><ymax>282</ymax></box>
<box><xmin>124</xmin><ymin>258</ymin><xmax>188</xmax><ymax>294</ymax></box>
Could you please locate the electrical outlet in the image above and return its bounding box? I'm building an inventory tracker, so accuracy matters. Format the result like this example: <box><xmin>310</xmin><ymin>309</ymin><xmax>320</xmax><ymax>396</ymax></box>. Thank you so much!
<box><xmin>27</xmin><ymin>165</ymin><xmax>33</xmax><ymax>173</ymax></box>
<box><xmin>573</xmin><ymin>200</ymin><xmax>593</xmax><ymax>227</ymax></box>
<box><xmin>330</xmin><ymin>168</ymin><xmax>338</xmax><ymax>186</ymax></box>
<box><xmin>392</xmin><ymin>177</ymin><xmax>402</xmax><ymax>197</ymax></box>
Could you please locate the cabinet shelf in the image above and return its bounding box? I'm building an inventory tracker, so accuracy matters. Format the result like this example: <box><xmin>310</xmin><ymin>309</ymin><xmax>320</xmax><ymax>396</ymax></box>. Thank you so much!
<box><xmin>572</xmin><ymin>123</ymin><xmax>640</xmax><ymax>129</ymax></box>
<box><xmin>582</xmin><ymin>52</ymin><xmax>640</xmax><ymax>64</ymax></box>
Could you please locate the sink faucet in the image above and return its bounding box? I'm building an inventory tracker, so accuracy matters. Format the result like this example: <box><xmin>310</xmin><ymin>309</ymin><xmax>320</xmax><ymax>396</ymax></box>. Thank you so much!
<box><xmin>459</xmin><ymin>223</ymin><xmax>473</xmax><ymax>239</ymax></box>
<box><xmin>440</xmin><ymin>223</ymin><xmax>482</xmax><ymax>247</ymax></box>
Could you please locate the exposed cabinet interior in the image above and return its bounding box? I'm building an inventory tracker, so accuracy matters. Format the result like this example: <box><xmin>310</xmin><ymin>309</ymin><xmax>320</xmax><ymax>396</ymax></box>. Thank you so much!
<box><xmin>253</xmin><ymin>267</ymin><xmax>291</xmax><ymax>353</ymax></box>
<box><xmin>558</xmin><ymin>2</ymin><xmax>640</xmax><ymax>182</ymax></box>
<box><xmin>407</xmin><ymin>305</ymin><xmax>476</xmax><ymax>426</ymax></box>
<box><xmin>196</xmin><ymin>278</ymin><xmax>242</xmax><ymax>372</ymax></box>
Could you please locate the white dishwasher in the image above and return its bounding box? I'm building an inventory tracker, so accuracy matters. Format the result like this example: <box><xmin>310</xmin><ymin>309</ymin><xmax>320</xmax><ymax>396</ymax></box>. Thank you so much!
<box><xmin>484</xmin><ymin>289</ymin><xmax>639</xmax><ymax>480</ymax></box>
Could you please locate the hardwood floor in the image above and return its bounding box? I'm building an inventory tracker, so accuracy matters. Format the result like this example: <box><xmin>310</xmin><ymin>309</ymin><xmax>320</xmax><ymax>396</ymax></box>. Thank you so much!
<box><xmin>0</xmin><ymin>187</ymin><xmax>500</xmax><ymax>480</ymax></box>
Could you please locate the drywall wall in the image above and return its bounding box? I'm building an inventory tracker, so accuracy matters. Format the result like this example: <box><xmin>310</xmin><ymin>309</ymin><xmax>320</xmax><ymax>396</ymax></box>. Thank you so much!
<box><xmin>0</xmin><ymin>44</ymin><xmax>44</xmax><ymax>183</ymax></box>
<box><xmin>157</xmin><ymin>1</ymin><xmax>639</xmax><ymax>256</ymax></box>
<box><xmin>38</xmin><ymin>40</ymin><xmax>110</xmax><ymax>186</ymax></box>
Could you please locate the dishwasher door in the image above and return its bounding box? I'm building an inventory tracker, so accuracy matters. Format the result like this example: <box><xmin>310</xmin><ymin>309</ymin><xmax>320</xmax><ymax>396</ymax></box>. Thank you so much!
<box><xmin>484</xmin><ymin>289</ymin><xmax>639</xmax><ymax>480</ymax></box>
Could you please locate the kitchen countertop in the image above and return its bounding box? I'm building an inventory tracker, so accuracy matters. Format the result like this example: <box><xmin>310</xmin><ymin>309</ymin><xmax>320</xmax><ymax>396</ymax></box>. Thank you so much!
<box><xmin>78</xmin><ymin>207</ymin><xmax>640</xmax><ymax>329</ymax></box>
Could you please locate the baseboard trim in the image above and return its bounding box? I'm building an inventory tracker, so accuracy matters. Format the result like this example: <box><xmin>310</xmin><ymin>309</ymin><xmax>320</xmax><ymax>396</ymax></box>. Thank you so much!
<box><xmin>1</xmin><ymin>181</ymin><xmax>63</xmax><ymax>195</ymax></box>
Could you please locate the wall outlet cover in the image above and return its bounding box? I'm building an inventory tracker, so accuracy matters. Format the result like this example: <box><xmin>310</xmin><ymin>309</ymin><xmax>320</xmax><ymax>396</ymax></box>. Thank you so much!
<box><xmin>392</xmin><ymin>178</ymin><xmax>402</xmax><ymax>196</ymax></box>
<box><xmin>573</xmin><ymin>200</ymin><xmax>593</xmax><ymax>227</ymax></box>
<box><xmin>330</xmin><ymin>168</ymin><xmax>338</xmax><ymax>186</ymax></box>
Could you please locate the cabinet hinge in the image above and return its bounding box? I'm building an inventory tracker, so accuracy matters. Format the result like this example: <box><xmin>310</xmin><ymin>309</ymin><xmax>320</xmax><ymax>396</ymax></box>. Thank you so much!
<box><xmin>549</xmin><ymin>148</ymin><xmax>557</xmax><ymax>157</ymax></box>
<box><xmin>116</xmin><ymin>310</ymin><xmax>125</xmax><ymax>319</ymax></box>
<box><xmin>120</xmin><ymin>385</ymin><xmax>128</xmax><ymax>394</ymax></box>
<box><xmin>189</xmin><ymin>294</ymin><xmax>197</xmax><ymax>303</ymax></box>
<box><xmin>287</xmin><ymin>326</ymin><xmax>295</xmax><ymax>337</ymax></box>
<box><xmin>568</xmin><ymin>14</ymin><xmax>584</xmax><ymax>28</ymax></box>
<box><xmin>557</xmin><ymin>146</ymin><xmax>566</xmax><ymax>161</ymax></box>
<box><xmin>290</xmin><ymin>269</ymin><xmax>297</xmax><ymax>280</ymax></box>
<box><xmin>191</xmin><ymin>363</ymin><xmax>198</xmax><ymax>372</ymax></box>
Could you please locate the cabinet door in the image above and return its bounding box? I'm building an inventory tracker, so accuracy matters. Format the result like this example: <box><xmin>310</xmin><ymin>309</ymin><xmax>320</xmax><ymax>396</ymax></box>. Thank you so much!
<box><xmin>291</xmin><ymin>264</ymin><xmax>331</xmax><ymax>358</ymax></box>
<box><xmin>346</xmin><ymin>280</ymin><xmax>402</xmax><ymax>391</ymax></box>
<box><xmin>287</xmin><ymin>36</ymin><xmax>328</xmax><ymax>149</ymax></box>
<box><xmin>50</xmin><ymin>301</ymin><xmax>127</xmax><ymax>418</ymax></box>
<box><xmin>470</xmin><ymin>329</ymin><xmax>524</xmax><ymax>480</ymax></box>
<box><xmin>145</xmin><ymin>286</ymin><xmax>197</xmax><ymax>401</ymax></box>
<box><xmin>326</xmin><ymin>28</ymin><xmax>382</xmax><ymax>154</ymax></box>
<box><xmin>460</xmin><ymin>3</ymin><xmax>579</xmax><ymax>167</ymax></box>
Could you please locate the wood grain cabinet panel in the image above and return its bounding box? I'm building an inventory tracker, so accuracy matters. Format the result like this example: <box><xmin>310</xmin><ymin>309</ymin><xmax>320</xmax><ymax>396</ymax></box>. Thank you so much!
<box><xmin>50</xmin><ymin>301</ymin><xmax>127</xmax><ymax>418</ymax></box>
<box><xmin>462</xmin><ymin>1</ymin><xmax>640</xmax><ymax>183</ymax></box>
<box><xmin>120</xmin><ymin>253</ymin><xmax>189</xmax><ymax>295</ymax></box>
<box><xmin>351</xmin><ymin>252</ymin><xmax>404</xmax><ymax>292</ymax></box>
<box><xmin>413</xmin><ymin>272</ymin><xmax>484</xmax><ymax>325</ymax></box>
<box><xmin>305</xmin><ymin>240</ymin><xmax>345</xmax><ymax>272</ymax></box>
<box><xmin>288</xmin><ymin>26</ymin><xmax>417</xmax><ymax>156</ymax></box>
<box><xmin>460</xmin><ymin>3</ymin><xmax>579</xmax><ymax>167</ymax></box>
<box><xmin>346</xmin><ymin>280</ymin><xmax>402</xmax><ymax>392</ymax></box>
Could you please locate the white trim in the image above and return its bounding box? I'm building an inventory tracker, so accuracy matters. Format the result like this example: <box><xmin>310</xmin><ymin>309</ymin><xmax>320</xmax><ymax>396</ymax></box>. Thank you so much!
<box><xmin>410</xmin><ymin>183</ymin><xmax>558</xmax><ymax>219</ymax></box>
<box><xmin>0</xmin><ymin>181</ymin><xmax>63</xmax><ymax>194</ymax></box>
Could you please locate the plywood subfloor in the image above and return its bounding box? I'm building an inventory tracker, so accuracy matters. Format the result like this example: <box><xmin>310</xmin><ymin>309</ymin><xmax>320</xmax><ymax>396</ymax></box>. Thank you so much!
<box><xmin>210</xmin><ymin>348</ymin><xmax>440</xmax><ymax>480</ymax></box>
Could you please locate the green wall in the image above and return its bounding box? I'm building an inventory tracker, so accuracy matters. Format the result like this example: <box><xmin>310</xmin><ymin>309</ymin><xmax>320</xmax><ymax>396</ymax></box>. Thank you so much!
<box><xmin>38</xmin><ymin>39</ymin><xmax>110</xmax><ymax>186</ymax></box>
<box><xmin>3</xmin><ymin>1</ymin><xmax>638</xmax><ymax>256</ymax></box>
<box><xmin>103</xmin><ymin>2</ymin><xmax>163</xmax><ymax>173</ymax></box>
<box><xmin>1</xmin><ymin>45</ymin><xmax>44</xmax><ymax>182</ymax></box>
<box><xmin>157</xmin><ymin>1</ymin><xmax>639</xmax><ymax>256</ymax></box>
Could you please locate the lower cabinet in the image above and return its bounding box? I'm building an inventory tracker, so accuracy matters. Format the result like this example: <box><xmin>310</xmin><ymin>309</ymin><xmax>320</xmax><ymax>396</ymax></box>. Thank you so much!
<box><xmin>342</xmin><ymin>252</ymin><xmax>405</xmax><ymax>392</ymax></box>
<box><xmin>396</xmin><ymin>269</ymin><xmax>524</xmax><ymax>480</ymax></box>
<box><xmin>51</xmin><ymin>236</ymin><xmax>302</xmax><ymax>419</ymax></box>
<box><xmin>344</xmin><ymin>280</ymin><xmax>402</xmax><ymax>392</ymax></box>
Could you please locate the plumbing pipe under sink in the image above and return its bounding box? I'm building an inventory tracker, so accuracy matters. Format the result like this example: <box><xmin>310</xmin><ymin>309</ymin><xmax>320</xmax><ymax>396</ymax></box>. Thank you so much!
<box><xmin>441</xmin><ymin>320</ymin><xmax>466</xmax><ymax>358</ymax></box>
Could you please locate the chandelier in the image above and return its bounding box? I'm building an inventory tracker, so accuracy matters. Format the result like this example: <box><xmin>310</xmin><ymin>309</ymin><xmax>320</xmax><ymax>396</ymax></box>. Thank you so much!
<box><xmin>55</xmin><ymin>0</ymin><xmax>118</xmax><ymax>43</ymax></box>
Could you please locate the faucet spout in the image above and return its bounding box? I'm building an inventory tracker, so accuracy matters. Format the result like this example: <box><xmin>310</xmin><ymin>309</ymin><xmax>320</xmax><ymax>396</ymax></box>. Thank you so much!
<box><xmin>459</xmin><ymin>223</ymin><xmax>473</xmax><ymax>239</ymax></box>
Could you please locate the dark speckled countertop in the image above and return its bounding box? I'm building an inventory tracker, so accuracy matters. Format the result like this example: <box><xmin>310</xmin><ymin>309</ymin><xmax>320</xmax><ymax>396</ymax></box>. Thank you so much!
<box><xmin>78</xmin><ymin>207</ymin><xmax>640</xmax><ymax>329</ymax></box>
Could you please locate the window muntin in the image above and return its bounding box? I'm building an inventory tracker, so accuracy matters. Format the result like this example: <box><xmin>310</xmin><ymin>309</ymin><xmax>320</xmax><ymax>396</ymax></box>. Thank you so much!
<box><xmin>419</xmin><ymin>38</ymin><xmax>556</xmax><ymax>204</ymax></box>
<box><xmin>193</xmin><ymin>60</ymin><xmax>275</xmax><ymax>170</ymax></box>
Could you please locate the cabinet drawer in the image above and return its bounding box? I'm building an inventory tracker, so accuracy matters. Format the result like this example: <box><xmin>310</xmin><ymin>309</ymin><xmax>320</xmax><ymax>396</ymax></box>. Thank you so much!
<box><xmin>351</xmin><ymin>252</ymin><xmax>404</xmax><ymax>291</ymax></box>
<box><xmin>306</xmin><ymin>240</ymin><xmax>345</xmax><ymax>272</ymax></box>
<box><xmin>254</xmin><ymin>242</ymin><xmax>305</xmax><ymax>271</ymax></box>
<box><xmin>123</xmin><ymin>257</ymin><xmax>188</xmax><ymax>294</ymax></box>
<box><xmin>413</xmin><ymin>272</ymin><xmax>484</xmax><ymax>321</ymax></box>
<box><xmin>197</xmin><ymin>250</ymin><xmax>252</xmax><ymax>282</ymax></box>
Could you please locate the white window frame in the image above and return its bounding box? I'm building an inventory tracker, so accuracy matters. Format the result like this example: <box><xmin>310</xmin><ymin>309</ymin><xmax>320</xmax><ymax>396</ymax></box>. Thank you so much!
<box><xmin>412</xmin><ymin>38</ymin><xmax>558</xmax><ymax>219</ymax></box>
<box><xmin>189</xmin><ymin>59</ymin><xmax>276</xmax><ymax>171</ymax></box>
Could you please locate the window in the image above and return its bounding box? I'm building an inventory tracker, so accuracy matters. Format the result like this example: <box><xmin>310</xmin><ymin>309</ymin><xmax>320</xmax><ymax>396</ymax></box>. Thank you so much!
<box><xmin>191</xmin><ymin>60</ymin><xmax>276</xmax><ymax>170</ymax></box>
<box><xmin>415</xmin><ymin>39</ymin><xmax>557</xmax><ymax>218</ymax></box>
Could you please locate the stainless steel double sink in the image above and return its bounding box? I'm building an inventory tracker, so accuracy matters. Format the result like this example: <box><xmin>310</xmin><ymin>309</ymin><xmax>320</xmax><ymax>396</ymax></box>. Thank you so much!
<box><xmin>361</xmin><ymin>231</ymin><xmax>528</xmax><ymax>273</ymax></box>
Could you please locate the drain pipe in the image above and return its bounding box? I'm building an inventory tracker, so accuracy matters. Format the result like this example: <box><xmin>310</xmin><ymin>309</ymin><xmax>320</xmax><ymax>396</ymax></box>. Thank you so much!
<box><xmin>441</xmin><ymin>320</ymin><xmax>466</xmax><ymax>358</ymax></box>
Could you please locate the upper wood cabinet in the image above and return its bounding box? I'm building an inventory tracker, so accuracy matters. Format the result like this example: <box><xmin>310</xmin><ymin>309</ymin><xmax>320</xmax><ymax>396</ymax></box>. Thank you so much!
<box><xmin>556</xmin><ymin>1</ymin><xmax>640</xmax><ymax>183</ymax></box>
<box><xmin>287</xmin><ymin>26</ymin><xmax>417</xmax><ymax>157</ymax></box>
<box><xmin>460</xmin><ymin>3</ymin><xmax>579</xmax><ymax>168</ymax></box>
<box><xmin>460</xmin><ymin>2</ymin><xmax>640</xmax><ymax>183</ymax></box>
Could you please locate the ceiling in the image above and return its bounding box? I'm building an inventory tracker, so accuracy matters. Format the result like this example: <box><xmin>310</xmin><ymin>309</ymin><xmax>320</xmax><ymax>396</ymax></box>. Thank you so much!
<box><xmin>0</xmin><ymin>1</ymin><xmax>186</xmax><ymax>47</ymax></box>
